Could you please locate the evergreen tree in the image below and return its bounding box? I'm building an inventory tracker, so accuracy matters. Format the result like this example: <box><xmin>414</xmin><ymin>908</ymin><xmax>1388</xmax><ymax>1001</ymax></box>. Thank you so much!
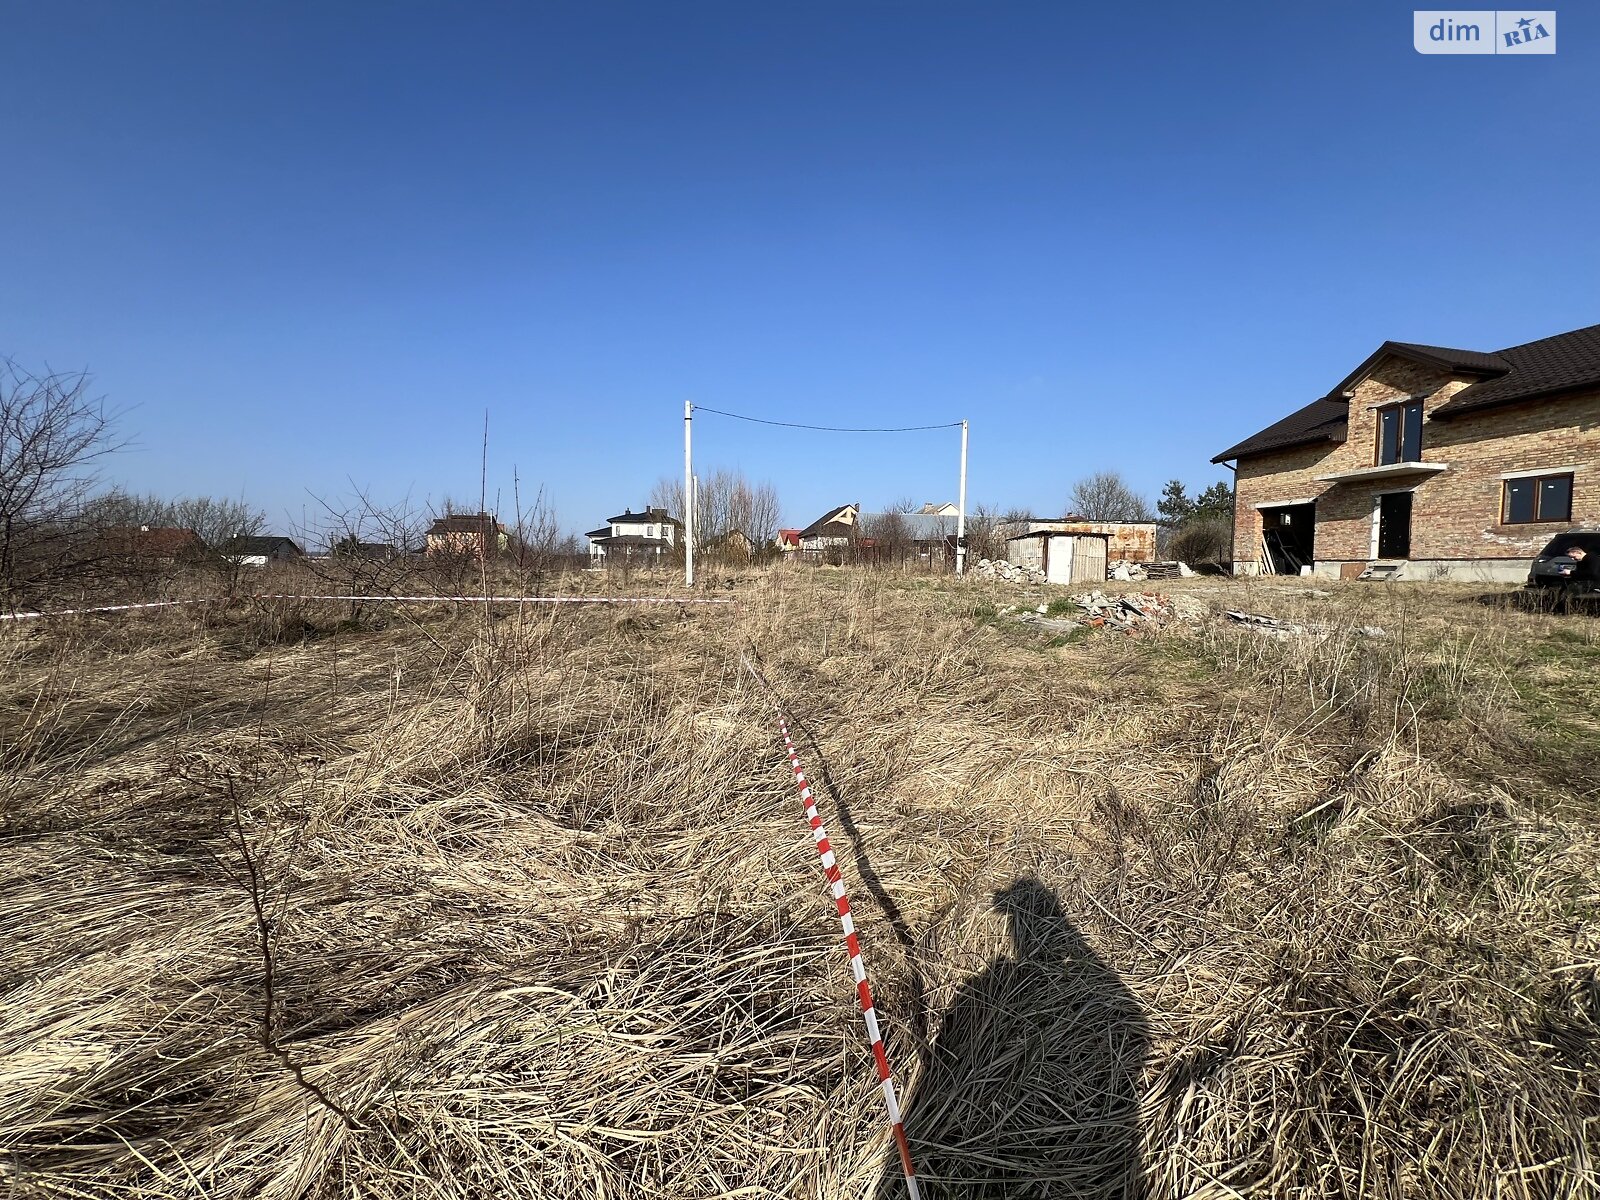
<box><xmin>1157</xmin><ymin>480</ymin><xmax>1193</xmax><ymax>526</ymax></box>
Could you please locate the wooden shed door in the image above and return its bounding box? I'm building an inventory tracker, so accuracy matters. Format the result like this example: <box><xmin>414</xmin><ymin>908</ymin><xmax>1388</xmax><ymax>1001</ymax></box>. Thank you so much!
<box><xmin>1071</xmin><ymin>536</ymin><xmax>1107</xmax><ymax>583</ymax></box>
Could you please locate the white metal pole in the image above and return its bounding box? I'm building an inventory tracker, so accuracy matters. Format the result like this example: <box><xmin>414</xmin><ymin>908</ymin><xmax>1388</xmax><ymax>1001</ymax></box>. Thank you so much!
<box><xmin>955</xmin><ymin>419</ymin><xmax>969</xmax><ymax>575</ymax></box>
<box><xmin>684</xmin><ymin>401</ymin><xmax>694</xmax><ymax>588</ymax></box>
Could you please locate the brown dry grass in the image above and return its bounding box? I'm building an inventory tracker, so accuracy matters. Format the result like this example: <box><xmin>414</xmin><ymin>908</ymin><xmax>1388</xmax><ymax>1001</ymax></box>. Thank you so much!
<box><xmin>1</xmin><ymin>570</ymin><xmax>1597</xmax><ymax>1198</ymax></box>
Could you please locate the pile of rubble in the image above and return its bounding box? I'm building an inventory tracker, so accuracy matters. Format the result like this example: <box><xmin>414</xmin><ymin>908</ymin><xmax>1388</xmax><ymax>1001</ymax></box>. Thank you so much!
<box><xmin>1070</xmin><ymin>590</ymin><xmax>1208</xmax><ymax>631</ymax></box>
<box><xmin>974</xmin><ymin>558</ymin><xmax>1046</xmax><ymax>584</ymax></box>
<box><xmin>1002</xmin><ymin>590</ymin><xmax>1213</xmax><ymax>636</ymax></box>
<box><xmin>1110</xmin><ymin>559</ymin><xmax>1197</xmax><ymax>581</ymax></box>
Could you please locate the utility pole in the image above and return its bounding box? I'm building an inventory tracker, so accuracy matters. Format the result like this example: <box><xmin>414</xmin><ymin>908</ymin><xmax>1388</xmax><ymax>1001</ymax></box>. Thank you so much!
<box><xmin>955</xmin><ymin>419</ymin><xmax>969</xmax><ymax>575</ymax></box>
<box><xmin>684</xmin><ymin>401</ymin><xmax>695</xmax><ymax>588</ymax></box>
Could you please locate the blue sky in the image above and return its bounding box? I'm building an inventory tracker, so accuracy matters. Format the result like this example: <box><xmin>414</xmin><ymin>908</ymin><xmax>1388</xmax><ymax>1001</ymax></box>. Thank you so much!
<box><xmin>4</xmin><ymin>3</ymin><xmax>1596</xmax><ymax>538</ymax></box>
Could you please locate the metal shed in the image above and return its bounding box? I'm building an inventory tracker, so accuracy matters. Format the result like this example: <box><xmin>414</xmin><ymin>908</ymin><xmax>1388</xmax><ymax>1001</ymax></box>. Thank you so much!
<box><xmin>1006</xmin><ymin>530</ymin><xmax>1110</xmax><ymax>585</ymax></box>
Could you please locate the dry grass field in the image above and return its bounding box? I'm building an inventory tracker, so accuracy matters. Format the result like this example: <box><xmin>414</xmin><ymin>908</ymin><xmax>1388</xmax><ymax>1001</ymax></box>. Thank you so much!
<box><xmin>2</xmin><ymin>570</ymin><xmax>1598</xmax><ymax>1199</ymax></box>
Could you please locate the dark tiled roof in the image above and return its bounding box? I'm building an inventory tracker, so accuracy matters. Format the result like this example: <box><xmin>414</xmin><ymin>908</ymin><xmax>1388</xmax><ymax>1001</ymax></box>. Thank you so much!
<box><xmin>1215</xmin><ymin>322</ymin><xmax>1600</xmax><ymax>461</ymax></box>
<box><xmin>1434</xmin><ymin>323</ymin><xmax>1600</xmax><ymax>418</ymax></box>
<box><xmin>1211</xmin><ymin>398</ymin><xmax>1348</xmax><ymax>464</ymax></box>
<box><xmin>221</xmin><ymin>535</ymin><xmax>303</xmax><ymax>556</ymax></box>
<box><xmin>606</xmin><ymin>507</ymin><xmax>682</xmax><ymax>526</ymax></box>
<box><xmin>428</xmin><ymin>513</ymin><xmax>500</xmax><ymax>535</ymax></box>
<box><xmin>1386</xmin><ymin>341</ymin><xmax>1512</xmax><ymax>375</ymax></box>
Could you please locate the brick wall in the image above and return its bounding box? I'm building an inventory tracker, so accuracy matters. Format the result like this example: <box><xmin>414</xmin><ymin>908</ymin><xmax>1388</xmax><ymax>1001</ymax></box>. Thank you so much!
<box><xmin>1000</xmin><ymin>520</ymin><xmax>1158</xmax><ymax>562</ymax></box>
<box><xmin>1230</xmin><ymin>354</ymin><xmax>1600</xmax><ymax>567</ymax></box>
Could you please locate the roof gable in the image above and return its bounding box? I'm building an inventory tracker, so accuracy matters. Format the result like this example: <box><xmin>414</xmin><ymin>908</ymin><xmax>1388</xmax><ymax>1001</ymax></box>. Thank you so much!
<box><xmin>1328</xmin><ymin>341</ymin><xmax>1510</xmax><ymax>398</ymax></box>
<box><xmin>799</xmin><ymin>504</ymin><xmax>858</xmax><ymax>538</ymax></box>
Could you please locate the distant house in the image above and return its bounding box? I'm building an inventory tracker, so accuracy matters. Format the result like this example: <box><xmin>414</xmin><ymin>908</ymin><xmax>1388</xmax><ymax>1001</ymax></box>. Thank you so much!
<box><xmin>775</xmin><ymin>528</ymin><xmax>801</xmax><ymax>552</ymax></box>
<box><xmin>918</xmin><ymin>502</ymin><xmax>960</xmax><ymax>517</ymax></box>
<box><xmin>102</xmin><ymin>525</ymin><xmax>205</xmax><ymax>564</ymax></box>
<box><xmin>586</xmin><ymin>506</ymin><xmax>681</xmax><ymax>564</ymax></box>
<box><xmin>220</xmin><ymin>535</ymin><xmax>304</xmax><ymax>566</ymax></box>
<box><xmin>798</xmin><ymin>504</ymin><xmax>859</xmax><ymax>556</ymax></box>
<box><xmin>858</xmin><ymin>510</ymin><xmax>959</xmax><ymax>565</ymax></box>
<box><xmin>426</xmin><ymin>513</ymin><xmax>509</xmax><ymax>559</ymax></box>
<box><xmin>705</xmin><ymin>528</ymin><xmax>754</xmax><ymax>562</ymax></box>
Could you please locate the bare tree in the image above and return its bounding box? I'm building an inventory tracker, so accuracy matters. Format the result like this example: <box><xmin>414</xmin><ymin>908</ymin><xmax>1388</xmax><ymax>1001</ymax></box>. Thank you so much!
<box><xmin>86</xmin><ymin>490</ymin><xmax>266</xmax><ymax>548</ymax></box>
<box><xmin>1067</xmin><ymin>471</ymin><xmax>1154</xmax><ymax>522</ymax></box>
<box><xmin>511</xmin><ymin>474</ymin><xmax>580</xmax><ymax>592</ymax></box>
<box><xmin>966</xmin><ymin>503</ymin><xmax>1004</xmax><ymax>562</ymax></box>
<box><xmin>297</xmin><ymin>485</ymin><xmax>430</xmax><ymax>618</ymax></box>
<box><xmin>857</xmin><ymin>509</ymin><xmax>912</xmax><ymax>568</ymax></box>
<box><xmin>0</xmin><ymin>360</ymin><xmax>122</xmax><ymax>606</ymax></box>
<box><xmin>652</xmin><ymin>469</ymin><xmax>782</xmax><ymax>553</ymax></box>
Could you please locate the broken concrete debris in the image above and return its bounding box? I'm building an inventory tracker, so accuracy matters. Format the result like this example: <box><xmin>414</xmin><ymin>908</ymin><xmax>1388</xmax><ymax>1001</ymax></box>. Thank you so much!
<box><xmin>997</xmin><ymin>592</ymin><xmax>1383</xmax><ymax>642</ymax></box>
<box><xmin>1224</xmin><ymin>610</ymin><xmax>1388</xmax><ymax>639</ymax></box>
<box><xmin>974</xmin><ymin>558</ymin><xmax>1046</xmax><ymax>584</ymax></box>
<box><xmin>1110</xmin><ymin>560</ymin><xmax>1196</xmax><ymax>581</ymax></box>
<box><xmin>976</xmin><ymin>557</ymin><xmax>1196</xmax><ymax>585</ymax></box>
<box><xmin>998</xmin><ymin>591</ymin><xmax>1210</xmax><ymax>635</ymax></box>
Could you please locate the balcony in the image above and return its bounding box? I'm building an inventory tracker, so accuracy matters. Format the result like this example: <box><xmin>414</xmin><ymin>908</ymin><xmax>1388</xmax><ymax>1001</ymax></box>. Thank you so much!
<box><xmin>1313</xmin><ymin>460</ymin><xmax>1450</xmax><ymax>484</ymax></box>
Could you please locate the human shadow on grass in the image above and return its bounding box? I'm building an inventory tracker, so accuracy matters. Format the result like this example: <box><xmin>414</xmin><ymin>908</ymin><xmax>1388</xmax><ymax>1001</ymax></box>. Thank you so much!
<box><xmin>879</xmin><ymin>878</ymin><xmax>1148</xmax><ymax>1200</ymax></box>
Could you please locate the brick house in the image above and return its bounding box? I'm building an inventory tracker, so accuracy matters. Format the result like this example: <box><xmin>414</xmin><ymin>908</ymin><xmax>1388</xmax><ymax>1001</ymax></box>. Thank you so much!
<box><xmin>425</xmin><ymin>513</ymin><xmax>509</xmax><ymax>559</ymax></box>
<box><xmin>1213</xmin><ymin>322</ymin><xmax>1600</xmax><ymax>581</ymax></box>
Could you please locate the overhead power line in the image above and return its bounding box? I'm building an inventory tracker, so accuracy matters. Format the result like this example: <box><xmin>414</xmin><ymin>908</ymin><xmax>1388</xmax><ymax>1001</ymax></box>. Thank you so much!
<box><xmin>691</xmin><ymin>405</ymin><xmax>962</xmax><ymax>433</ymax></box>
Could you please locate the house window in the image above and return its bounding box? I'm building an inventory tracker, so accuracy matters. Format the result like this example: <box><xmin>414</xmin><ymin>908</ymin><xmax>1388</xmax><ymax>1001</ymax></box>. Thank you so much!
<box><xmin>1502</xmin><ymin>473</ymin><xmax>1573</xmax><ymax>524</ymax></box>
<box><xmin>1376</xmin><ymin>400</ymin><xmax>1423</xmax><ymax>465</ymax></box>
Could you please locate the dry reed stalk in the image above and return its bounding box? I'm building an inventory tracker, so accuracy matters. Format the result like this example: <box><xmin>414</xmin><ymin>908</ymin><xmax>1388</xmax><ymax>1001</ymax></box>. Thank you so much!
<box><xmin>0</xmin><ymin>572</ymin><xmax>1595</xmax><ymax>1198</ymax></box>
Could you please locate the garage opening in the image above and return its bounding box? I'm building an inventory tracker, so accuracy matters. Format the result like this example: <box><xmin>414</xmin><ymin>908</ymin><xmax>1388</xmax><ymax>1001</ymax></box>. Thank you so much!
<box><xmin>1259</xmin><ymin>502</ymin><xmax>1315</xmax><ymax>575</ymax></box>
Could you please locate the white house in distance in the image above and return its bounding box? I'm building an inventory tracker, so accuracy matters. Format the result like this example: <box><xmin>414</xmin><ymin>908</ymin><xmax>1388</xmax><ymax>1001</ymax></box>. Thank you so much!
<box><xmin>586</xmin><ymin>506</ymin><xmax>682</xmax><ymax>564</ymax></box>
<box><xmin>219</xmin><ymin>535</ymin><xmax>304</xmax><ymax>567</ymax></box>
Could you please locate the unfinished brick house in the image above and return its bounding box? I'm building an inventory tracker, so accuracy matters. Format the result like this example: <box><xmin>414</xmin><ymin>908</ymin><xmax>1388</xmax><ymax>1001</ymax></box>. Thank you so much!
<box><xmin>1213</xmin><ymin>321</ymin><xmax>1600</xmax><ymax>581</ymax></box>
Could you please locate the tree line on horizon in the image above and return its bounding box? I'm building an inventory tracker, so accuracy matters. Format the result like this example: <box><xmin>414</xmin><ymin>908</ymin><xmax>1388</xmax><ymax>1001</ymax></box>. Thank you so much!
<box><xmin>0</xmin><ymin>355</ymin><xmax>1234</xmax><ymax>607</ymax></box>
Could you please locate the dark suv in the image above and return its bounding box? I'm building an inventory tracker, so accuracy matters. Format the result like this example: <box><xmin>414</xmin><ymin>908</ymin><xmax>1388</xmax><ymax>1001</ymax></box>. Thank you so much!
<box><xmin>1526</xmin><ymin>529</ymin><xmax>1600</xmax><ymax>599</ymax></box>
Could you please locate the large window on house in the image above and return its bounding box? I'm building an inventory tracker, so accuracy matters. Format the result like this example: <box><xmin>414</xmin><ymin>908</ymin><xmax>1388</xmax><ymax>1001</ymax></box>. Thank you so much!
<box><xmin>1502</xmin><ymin>473</ymin><xmax>1573</xmax><ymax>524</ymax></box>
<box><xmin>1376</xmin><ymin>400</ymin><xmax>1423</xmax><ymax>465</ymax></box>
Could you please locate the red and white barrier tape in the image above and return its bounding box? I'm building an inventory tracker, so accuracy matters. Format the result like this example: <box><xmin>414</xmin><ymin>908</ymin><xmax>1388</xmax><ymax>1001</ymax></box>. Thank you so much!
<box><xmin>0</xmin><ymin>594</ymin><xmax>732</xmax><ymax>621</ymax></box>
<box><xmin>753</xmin><ymin>680</ymin><xmax>921</xmax><ymax>1198</ymax></box>
<box><xmin>0</xmin><ymin>598</ymin><xmax>212</xmax><ymax>621</ymax></box>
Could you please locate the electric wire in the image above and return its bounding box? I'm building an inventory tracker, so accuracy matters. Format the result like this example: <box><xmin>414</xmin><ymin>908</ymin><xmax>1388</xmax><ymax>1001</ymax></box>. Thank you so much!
<box><xmin>691</xmin><ymin>405</ymin><xmax>961</xmax><ymax>433</ymax></box>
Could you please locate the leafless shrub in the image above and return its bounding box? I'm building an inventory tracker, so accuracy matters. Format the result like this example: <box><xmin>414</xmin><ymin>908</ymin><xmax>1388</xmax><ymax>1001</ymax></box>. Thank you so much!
<box><xmin>0</xmin><ymin>359</ymin><xmax>123</xmax><ymax>607</ymax></box>
<box><xmin>1167</xmin><ymin>513</ymin><xmax>1232</xmax><ymax>565</ymax></box>
<box><xmin>1068</xmin><ymin>470</ymin><xmax>1153</xmax><ymax>522</ymax></box>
